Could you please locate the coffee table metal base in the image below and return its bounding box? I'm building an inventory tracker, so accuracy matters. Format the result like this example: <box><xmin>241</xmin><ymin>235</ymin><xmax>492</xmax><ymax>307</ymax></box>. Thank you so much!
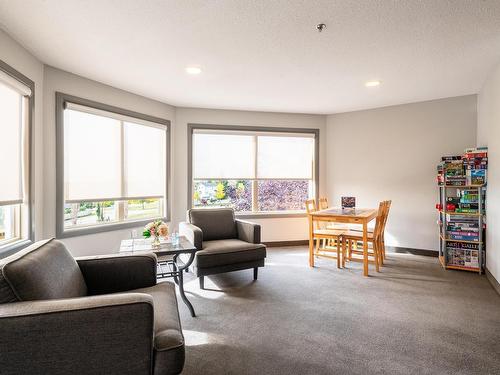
<box><xmin>157</xmin><ymin>252</ymin><xmax>196</xmax><ymax>317</ymax></box>
<box><xmin>120</xmin><ymin>237</ymin><xmax>198</xmax><ymax>317</ymax></box>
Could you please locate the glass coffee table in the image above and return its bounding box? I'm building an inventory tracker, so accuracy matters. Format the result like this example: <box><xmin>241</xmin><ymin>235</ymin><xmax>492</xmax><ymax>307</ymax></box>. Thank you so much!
<box><xmin>120</xmin><ymin>236</ymin><xmax>197</xmax><ymax>317</ymax></box>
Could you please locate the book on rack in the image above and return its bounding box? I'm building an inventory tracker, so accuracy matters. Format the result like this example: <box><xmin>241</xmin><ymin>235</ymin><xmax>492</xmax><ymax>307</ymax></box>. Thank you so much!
<box><xmin>446</xmin><ymin>240</ymin><xmax>480</xmax><ymax>267</ymax></box>
<box><xmin>441</xmin><ymin>155</ymin><xmax>463</xmax><ymax>161</ymax></box>
<box><xmin>437</xmin><ymin>156</ymin><xmax>466</xmax><ymax>185</ymax></box>
<box><xmin>464</xmin><ymin>152</ymin><xmax>487</xmax><ymax>159</ymax></box>
<box><xmin>436</xmin><ymin>148</ymin><xmax>488</xmax><ymax>188</ymax></box>
<box><xmin>454</xmin><ymin>208</ymin><xmax>479</xmax><ymax>214</ymax></box>
<box><xmin>466</xmin><ymin>169</ymin><xmax>487</xmax><ymax>185</ymax></box>
<box><xmin>464</xmin><ymin>146</ymin><xmax>488</xmax><ymax>153</ymax></box>
<box><xmin>463</xmin><ymin>147</ymin><xmax>488</xmax><ymax>185</ymax></box>
<box><xmin>446</xmin><ymin>241</ymin><xmax>480</xmax><ymax>250</ymax></box>
<box><xmin>446</xmin><ymin>221</ymin><xmax>479</xmax><ymax>229</ymax></box>
<box><xmin>446</xmin><ymin>234</ymin><xmax>479</xmax><ymax>242</ymax></box>
<box><xmin>446</xmin><ymin>247</ymin><xmax>479</xmax><ymax>268</ymax></box>
<box><xmin>445</xmin><ymin>177</ymin><xmax>467</xmax><ymax>186</ymax></box>
<box><xmin>447</xmin><ymin>230</ymin><xmax>479</xmax><ymax>237</ymax></box>
<box><xmin>456</xmin><ymin>203</ymin><xmax>479</xmax><ymax>209</ymax></box>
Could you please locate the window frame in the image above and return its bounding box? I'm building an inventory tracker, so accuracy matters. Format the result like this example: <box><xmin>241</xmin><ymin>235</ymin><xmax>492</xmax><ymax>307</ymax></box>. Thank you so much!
<box><xmin>187</xmin><ymin>123</ymin><xmax>319</xmax><ymax>218</ymax></box>
<box><xmin>56</xmin><ymin>92</ymin><xmax>171</xmax><ymax>238</ymax></box>
<box><xmin>0</xmin><ymin>59</ymin><xmax>35</xmax><ymax>257</ymax></box>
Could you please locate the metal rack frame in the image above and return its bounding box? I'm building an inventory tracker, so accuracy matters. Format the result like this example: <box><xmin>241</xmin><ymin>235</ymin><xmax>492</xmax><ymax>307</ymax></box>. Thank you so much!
<box><xmin>438</xmin><ymin>180</ymin><xmax>485</xmax><ymax>274</ymax></box>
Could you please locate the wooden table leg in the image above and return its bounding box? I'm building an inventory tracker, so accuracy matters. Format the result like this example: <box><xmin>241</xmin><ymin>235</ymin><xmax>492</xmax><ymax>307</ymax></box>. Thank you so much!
<box><xmin>363</xmin><ymin>221</ymin><xmax>368</xmax><ymax>276</ymax></box>
<box><xmin>308</xmin><ymin>216</ymin><xmax>314</xmax><ymax>267</ymax></box>
<box><xmin>342</xmin><ymin>237</ymin><xmax>346</xmax><ymax>268</ymax></box>
<box><xmin>336</xmin><ymin>237</ymin><xmax>341</xmax><ymax>269</ymax></box>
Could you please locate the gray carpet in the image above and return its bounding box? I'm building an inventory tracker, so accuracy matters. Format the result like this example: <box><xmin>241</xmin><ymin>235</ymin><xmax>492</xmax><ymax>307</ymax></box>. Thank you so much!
<box><xmin>176</xmin><ymin>247</ymin><xmax>500</xmax><ymax>375</ymax></box>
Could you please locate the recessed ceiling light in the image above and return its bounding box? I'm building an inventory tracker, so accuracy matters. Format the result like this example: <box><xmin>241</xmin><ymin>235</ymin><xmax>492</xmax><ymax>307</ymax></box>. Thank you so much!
<box><xmin>185</xmin><ymin>66</ymin><xmax>202</xmax><ymax>75</ymax></box>
<box><xmin>365</xmin><ymin>80</ymin><xmax>381</xmax><ymax>87</ymax></box>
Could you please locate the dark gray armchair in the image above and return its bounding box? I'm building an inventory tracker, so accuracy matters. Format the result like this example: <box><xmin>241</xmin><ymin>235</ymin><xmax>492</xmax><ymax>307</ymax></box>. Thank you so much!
<box><xmin>179</xmin><ymin>208</ymin><xmax>266</xmax><ymax>289</ymax></box>
<box><xmin>0</xmin><ymin>238</ymin><xmax>184</xmax><ymax>375</ymax></box>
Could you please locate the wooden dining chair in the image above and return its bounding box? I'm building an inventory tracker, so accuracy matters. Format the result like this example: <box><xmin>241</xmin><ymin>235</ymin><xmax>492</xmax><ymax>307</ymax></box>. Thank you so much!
<box><xmin>342</xmin><ymin>201</ymin><xmax>387</xmax><ymax>272</ymax></box>
<box><xmin>317</xmin><ymin>197</ymin><xmax>333</xmax><ymax>244</ymax></box>
<box><xmin>379</xmin><ymin>200</ymin><xmax>391</xmax><ymax>261</ymax></box>
<box><xmin>305</xmin><ymin>199</ymin><xmax>320</xmax><ymax>252</ymax></box>
<box><xmin>318</xmin><ymin>197</ymin><xmax>328</xmax><ymax>210</ymax></box>
<box><xmin>316</xmin><ymin>196</ymin><xmax>346</xmax><ymax>247</ymax></box>
<box><xmin>318</xmin><ymin>197</ymin><xmax>349</xmax><ymax>231</ymax></box>
<box><xmin>306</xmin><ymin>199</ymin><xmax>346</xmax><ymax>268</ymax></box>
<box><xmin>305</xmin><ymin>198</ymin><xmax>317</xmax><ymax>213</ymax></box>
<box><xmin>348</xmin><ymin>200</ymin><xmax>391</xmax><ymax>264</ymax></box>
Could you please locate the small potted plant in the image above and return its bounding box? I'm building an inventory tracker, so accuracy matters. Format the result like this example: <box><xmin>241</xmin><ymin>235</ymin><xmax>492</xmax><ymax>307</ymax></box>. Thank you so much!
<box><xmin>143</xmin><ymin>220</ymin><xmax>169</xmax><ymax>248</ymax></box>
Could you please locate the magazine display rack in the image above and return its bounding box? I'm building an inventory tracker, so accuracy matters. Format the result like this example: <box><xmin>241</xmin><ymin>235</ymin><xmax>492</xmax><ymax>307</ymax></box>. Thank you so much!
<box><xmin>436</xmin><ymin>148</ymin><xmax>487</xmax><ymax>274</ymax></box>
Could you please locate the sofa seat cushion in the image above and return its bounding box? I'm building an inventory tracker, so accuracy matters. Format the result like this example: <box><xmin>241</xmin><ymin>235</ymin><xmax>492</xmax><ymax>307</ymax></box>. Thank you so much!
<box><xmin>0</xmin><ymin>238</ymin><xmax>87</xmax><ymax>303</ymax></box>
<box><xmin>195</xmin><ymin>239</ymin><xmax>266</xmax><ymax>268</ymax></box>
<box><xmin>130</xmin><ymin>282</ymin><xmax>185</xmax><ymax>375</ymax></box>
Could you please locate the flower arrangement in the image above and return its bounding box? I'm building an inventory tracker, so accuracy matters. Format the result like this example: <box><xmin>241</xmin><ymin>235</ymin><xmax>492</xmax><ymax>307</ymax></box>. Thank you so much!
<box><xmin>143</xmin><ymin>220</ymin><xmax>169</xmax><ymax>248</ymax></box>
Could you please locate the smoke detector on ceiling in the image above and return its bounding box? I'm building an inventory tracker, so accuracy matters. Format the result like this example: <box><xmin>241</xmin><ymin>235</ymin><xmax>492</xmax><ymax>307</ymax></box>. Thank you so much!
<box><xmin>316</xmin><ymin>23</ymin><xmax>326</xmax><ymax>32</ymax></box>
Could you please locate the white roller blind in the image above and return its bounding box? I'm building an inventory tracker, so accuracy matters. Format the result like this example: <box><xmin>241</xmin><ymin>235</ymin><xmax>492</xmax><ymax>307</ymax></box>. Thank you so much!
<box><xmin>124</xmin><ymin>122</ymin><xmax>165</xmax><ymax>198</ymax></box>
<box><xmin>193</xmin><ymin>132</ymin><xmax>255</xmax><ymax>179</ymax></box>
<box><xmin>63</xmin><ymin>105</ymin><xmax>167</xmax><ymax>202</ymax></box>
<box><xmin>0</xmin><ymin>82</ymin><xmax>23</xmax><ymax>205</ymax></box>
<box><xmin>257</xmin><ymin>135</ymin><xmax>314</xmax><ymax>179</ymax></box>
<box><xmin>64</xmin><ymin>109</ymin><xmax>122</xmax><ymax>201</ymax></box>
<box><xmin>65</xmin><ymin>102</ymin><xmax>161</xmax><ymax>129</ymax></box>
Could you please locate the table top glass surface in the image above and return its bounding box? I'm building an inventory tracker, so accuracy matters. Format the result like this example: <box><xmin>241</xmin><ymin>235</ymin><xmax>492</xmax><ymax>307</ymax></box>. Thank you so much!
<box><xmin>120</xmin><ymin>236</ymin><xmax>196</xmax><ymax>255</ymax></box>
<box><xmin>311</xmin><ymin>208</ymin><xmax>377</xmax><ymax>218</ymax></box>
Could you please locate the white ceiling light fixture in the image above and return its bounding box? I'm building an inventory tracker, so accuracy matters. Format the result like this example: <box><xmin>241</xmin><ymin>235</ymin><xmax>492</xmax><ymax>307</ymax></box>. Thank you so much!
<box><xmin>365</xmin><ymin>80</ymin><xmax>381</xmax><ymax>87</ymax></box>
<box><xmin>185</xmin><ymin>66</ymin><xmax>202</xmax><ymax>75</ymax></box>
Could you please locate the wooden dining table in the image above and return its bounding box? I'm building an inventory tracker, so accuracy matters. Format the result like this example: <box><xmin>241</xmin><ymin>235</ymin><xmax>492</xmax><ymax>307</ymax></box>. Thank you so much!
<box><xmin>308</xmin><ymin>208</ymin><xmax>378</xmax><ymax>276</ymax></box>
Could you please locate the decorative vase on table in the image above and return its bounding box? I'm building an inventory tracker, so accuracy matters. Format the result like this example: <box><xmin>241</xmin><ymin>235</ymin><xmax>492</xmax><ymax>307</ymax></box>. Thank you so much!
<box><xmin>143</xmin><ymin>220</ymin><xmax>169</xmax><ymax>249</ymax></box>
<box><xmin>151</xmin><ymin>234</ymin><xmax>161</xmax><ymax>248</ymax></box>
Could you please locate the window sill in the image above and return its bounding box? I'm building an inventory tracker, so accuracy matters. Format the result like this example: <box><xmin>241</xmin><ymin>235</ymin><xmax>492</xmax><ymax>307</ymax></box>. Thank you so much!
<box><xmin>0</xmin><ymin>239</ymin><xmax>33</xmax><ymax>259</ymax></box>
<box><xmin>235</xmin><ymin>212</ymin><xmax>307</xmax><ymax>219</ymax></box>
<box><xmin>57</xmin><ymin>216</ymin><xmax>169</xmax><ymax>239</ymax></box>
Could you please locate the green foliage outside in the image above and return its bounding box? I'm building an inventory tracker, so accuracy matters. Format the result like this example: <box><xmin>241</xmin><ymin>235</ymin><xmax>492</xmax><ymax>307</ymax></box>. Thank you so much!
<box><xmin>215</xmin><ymin>182</ymin><xmax>226</xmax><ymax>199</ymax></box>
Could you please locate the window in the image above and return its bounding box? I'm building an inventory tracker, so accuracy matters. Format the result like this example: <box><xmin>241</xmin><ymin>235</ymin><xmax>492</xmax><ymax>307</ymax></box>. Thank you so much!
<box><xmin>56</xmin><ymin>94</ymin><xmax>170</xmax><ymax>237</ymax></box>
<box><xmin>0</xmin><ymin>62</ymin><xmax>33</xmax><ymax>252</ymax></box>
<box><xmin>190</xmin><ymin>126</ymin><xmax>318</xmax><ymax>215</ymax></box>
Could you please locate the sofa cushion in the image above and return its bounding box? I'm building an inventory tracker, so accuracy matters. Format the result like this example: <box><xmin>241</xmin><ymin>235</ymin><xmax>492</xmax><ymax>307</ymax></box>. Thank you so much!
<box><xmin>195</xmin><ymin>239</ymin><xmax>266</xmax><ymax>268</ymax></box>
<box><xmin>188</xmin><ymin>208</ymin><xmax>237</xmax><ymax>241</ymax></box>
<box><xmin>0</xmin><ymin>238</ymin><xmax>87</xmax><ymax>303</ymax></box>
<box><xmin>130</xmin><ymin>282</ymin><xmax>185</xmax><ymax>375</ymax></box>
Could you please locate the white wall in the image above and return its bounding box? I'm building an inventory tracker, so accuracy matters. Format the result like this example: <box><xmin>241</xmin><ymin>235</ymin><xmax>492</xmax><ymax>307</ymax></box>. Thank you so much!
<box><xmin>0</xmin><ymin>29</ymin><xmax>45</xmax><ymax>241</ymax></box>
<box><xmin>477</xmin><ymin>62</ymin><xmax>500</xmax><ymax>282</ymax></box>
<box><xmin>326</xmin><ymin>96</ymin><xmax>477</xmax><ymax>251</ymax></box>
<box><xmin>42</xmin><ymin>66</ymin><xmax>176</xmax><ymax>256</ymax></box>
<box><xmin>0</xmin><ymin>30</ymin><xmax>482</xmax><ymax>257</ymax></box>
<box><xmin>173</xmin><ymin>107</ymin><xmax>327</xmax><ymax>241</ymax></box>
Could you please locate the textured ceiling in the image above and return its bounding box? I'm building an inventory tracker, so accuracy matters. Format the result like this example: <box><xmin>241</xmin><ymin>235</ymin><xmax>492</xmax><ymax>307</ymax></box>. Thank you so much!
<box><xmin>1</xmin><ymin>0</ymin><xmax>500</xmax><ymax>114</ymax></box>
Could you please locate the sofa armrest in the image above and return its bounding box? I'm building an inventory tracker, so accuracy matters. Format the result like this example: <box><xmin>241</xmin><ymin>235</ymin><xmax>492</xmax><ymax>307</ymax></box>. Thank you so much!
<box><xmin>236</xmin><ymin>219</ymin><xmax>261</xmax><ymax>244</ymax></box>
<box><xmin>77</xmin><ymin>253</ymin><xmax>157</xmax><ymax>295</ymax></box>
<box><xmin>0</xmin><ymin>293</ymin><xmax>154</xmax><ymax>375</ymax></box>
<box><xmin>179</xmin><ymin>222</ymin><xmax>203</xmax><ymax>250</ymax></box>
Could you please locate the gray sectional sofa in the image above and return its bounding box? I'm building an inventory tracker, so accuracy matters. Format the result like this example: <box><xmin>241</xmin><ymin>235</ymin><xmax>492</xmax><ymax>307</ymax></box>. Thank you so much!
<box><xmin>0</xmin><ymin>238</ymin><xmax>184</xmax><ymax>375</ymax></box>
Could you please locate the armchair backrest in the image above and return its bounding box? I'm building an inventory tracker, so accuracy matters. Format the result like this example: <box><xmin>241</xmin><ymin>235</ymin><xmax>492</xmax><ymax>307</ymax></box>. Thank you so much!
<box><xmin>0</xmin><ymin>238</ymin><xmax>87</xmax><ymax>304</ymax></box>
<box><xmin>188</xmin><ymin>208</ymin><xmax>237</xmax><ymax>241</ymax></box>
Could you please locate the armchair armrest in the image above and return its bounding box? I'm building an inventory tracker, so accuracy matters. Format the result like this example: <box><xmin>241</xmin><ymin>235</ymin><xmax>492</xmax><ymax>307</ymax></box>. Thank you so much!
<box><xmin>77</xmin><ymin>252</ymin><xmax>157</xmax><ymax>295</ymax></box>
<box><xmin>179</xmin><ymin>222</ymin><xmax>203</xmax><ymax>250</ymax></box>
<box><xmin>236</xmin><ymin>219</ymin><xmax>261</xmax><ymax>244</ymax></box>
<box><xmin>0</xmin><ymin>293</ymin><xmax>154</xmax><ymax>375</ymax></box>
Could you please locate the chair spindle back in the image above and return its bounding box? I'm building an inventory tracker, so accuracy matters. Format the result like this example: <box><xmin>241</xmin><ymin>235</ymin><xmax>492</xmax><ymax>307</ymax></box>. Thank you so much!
<box><xmin>318</xmin><ymin>197</ymin><xmax>329</xmax><ymax>210</ymax></box>
<box><xmin>305</xmin><ymin>199</ymin><xmax>317</xmax><ymax>214</ymax></box>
